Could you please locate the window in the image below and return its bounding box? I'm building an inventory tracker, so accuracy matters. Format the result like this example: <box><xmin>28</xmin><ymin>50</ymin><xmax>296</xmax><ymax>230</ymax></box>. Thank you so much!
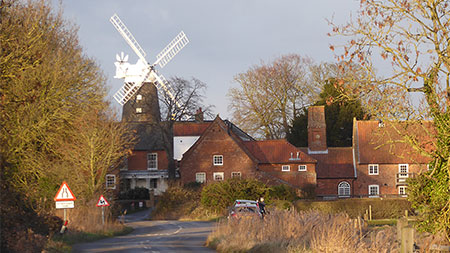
<box><xmin>213</xmin><ymin>155</ymin><xmax>223</xmax><ymax>166</ymax></box>
<box><xmin>368</xmin><ymin>185</ymin><xmax>379</xmax><ymax>197</ymax></box>
<box><xmin>282</xmin><ymin>165</ymin><xmax>290</xmax><ymax>172</ymax></box>
<box><xmin>368</xmin><ymin>164</ymin><xmax>379</xmax><ymax>175</ymax></box>
<box><xmin>147</xmin><ymin>153</ymin><xmax>158</xmax><ymax>170</ymax></box>
<box><xmin>150</xmin><ymin>179</ymin><xmax>158</xmax><ymax>189</ymax></box>
<box><xmin>136</xmin><ymin>94</ymin><xmax>142</xmax><ymax>101</ymax></box>
<box><xmin>196</xmin><ymin>172</ymin><xmax>206</xmax><ymax>183</ymax></box>
<box><xmin>136</xmin><ymin>107</ymin><xmax>142</xmax><ymax>113</ymax></box>
<box><xmin>338</xmin><ymin>181</ymin><xmax>351</xmax><ymax>197</ymax></box>
<box><xmin>298</xmin><ymin>165</ymin><xmax>307</xmax><ymax>171</ymax></box>
<box><xmin>213</xmin><ymin>172</ymin><xmax>224</xmax><ymax>181</ymax></box>
<box><xmin>398</xmin><ymin>186</ymin><xmax>407</xmax><ymax>196</ymax></box>
<box><xmin>106</xmin><ymin>174</ymin><xmax>116</xmax><ymax>189</ymax></box>
<box><xmin>231</xmin><ymin>172</ymin><xmax>241</xmax><ymax>178</ymax></box>
<box><xmin>399</xmin><ymin>164</ymin><xmax>409</xmax><ymax>178</ymax></box>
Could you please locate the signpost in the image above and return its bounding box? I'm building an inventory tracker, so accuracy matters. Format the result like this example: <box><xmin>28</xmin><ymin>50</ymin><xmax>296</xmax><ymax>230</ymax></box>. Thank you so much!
<box><xmin>54</xmin><ymin>181</ymin><xmax>76</xmax><ymax>234</ymax></box>
<box><xmin>96</xmin><ymin>195</ymin><xmax>110</xmax><ymax>225</ymax></box>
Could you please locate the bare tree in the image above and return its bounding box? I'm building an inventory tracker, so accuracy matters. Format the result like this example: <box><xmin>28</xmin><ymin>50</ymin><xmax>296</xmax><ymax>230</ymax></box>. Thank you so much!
<box><xmin>228</xmin><ymin>54</ymin><xmax>319</xmax><ymax>139</ymax></box>
<box><xmin>330</xmin><ymin>0</ymin><xmax>450</xmax><ymax>239</ymax></box>
<box><xmin>159</xmin><ymin>76</ymin><xmax>213</xmax><ymax>179</ymax></box>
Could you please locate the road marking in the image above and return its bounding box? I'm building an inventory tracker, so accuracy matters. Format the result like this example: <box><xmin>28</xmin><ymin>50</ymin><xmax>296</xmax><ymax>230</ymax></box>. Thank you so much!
<box><xmin>145</xmin><ymin>225</ymin><xmax>182</xmax><ymax>236</ymax></box>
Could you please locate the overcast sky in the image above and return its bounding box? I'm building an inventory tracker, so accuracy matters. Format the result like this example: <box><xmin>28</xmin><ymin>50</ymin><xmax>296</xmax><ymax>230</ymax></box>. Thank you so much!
<box><xmin>56</xmin><ymin>0</ymin><xmax>361</xmax><ymax>120</ymax></box>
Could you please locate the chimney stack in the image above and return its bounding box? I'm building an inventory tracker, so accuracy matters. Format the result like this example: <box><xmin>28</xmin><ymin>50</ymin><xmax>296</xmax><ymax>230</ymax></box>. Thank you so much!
<box><xmin>308</xmin><ymin>106</ymin><xmax>328</xmax><ymax>154</ymax></box>
<box><xmin>195</xmin><ymin>107</ymin><xmax>204</xmax><ymax>122</ymax></box>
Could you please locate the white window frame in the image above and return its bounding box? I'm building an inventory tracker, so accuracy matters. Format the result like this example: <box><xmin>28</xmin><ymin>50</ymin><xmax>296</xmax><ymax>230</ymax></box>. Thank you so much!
<box><xmin>213</xmin><ymin>172</ymin><xmax>224</xmax><ymax>181</ymax></box>
<box><xmin>196</xmin><ymin>172</ymin><xmax>206</xmax><ymax>183</ymax></box>
<box><xmin>399</xmin><ymin>164</ymin><xmax>409</xmax><ymax>178</ymax></box>
<box><xmin>398</xmin><ymin>186</ymin><xmax>407</xmax><ymax>196</ymax></box>
<box><xmin>136</xmin><ymin>94</ymin><xmax>142</xmax><ymax>101</ymax></box>
<box><xmin>282</xmin><ymin>165</ymin><xmax>290</xmax><ymax>172</ymax></box>
<box><xmin>213</xmin><ymin>155</ymin><xmax>223</xmax><ymax>166</ymax></box>
<box><xmin>368</xmin><ymin>184</ymin><xmax>379</xmax><ymax>197</ymax></box>
<box><xmin>106</xmin><ymin>174</ymin><xmax>116</xmax><ymax>189</ymax></box>
<box><xmin>338</xmin><ymin>181</ymin><xmax>351</xmax><ymax>197</ymax></box>
<box><xmin>368</xmin><ymin>164</ymin><xmax>379</xmax><ymax>175</ymax></box>
<box><xmin>231</xmin><ymin>172</ymin><xmax>241</xmax><ymax>178</ymax></box>
<box><xmin>147</xmin><ymin>153</ymin><xmax>158</xmax><ymax>170</ymax></box>
<box><xmin>298</xmin><ymin>165</ymin><xmax>307</xmax><ymax>171</ymax></box>
<box><xmin>136</xmin><ymin>107</ymin><xmax>142</xmax><ymax>113</ymax></box>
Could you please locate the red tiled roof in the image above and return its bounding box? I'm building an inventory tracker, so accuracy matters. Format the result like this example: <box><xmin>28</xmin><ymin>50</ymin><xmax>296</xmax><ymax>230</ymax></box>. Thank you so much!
<box><xmin>244</xmin><ymin>139</ymin><xmax>316</xmax><ymax>164</ymax></box>
<box><xmin>355</xmin><ymin>120</ymin><xmax>433</xmax><ymax>164</ymax></box>
<box><xmin>173</xmin><ymin>121</ymin><xmax>211</xmax><ymax>136</ymax></box>
<box><xmin>300</xmin><ymin>147</ymin><xmax>355</xmax><ymax>178</ymax></box>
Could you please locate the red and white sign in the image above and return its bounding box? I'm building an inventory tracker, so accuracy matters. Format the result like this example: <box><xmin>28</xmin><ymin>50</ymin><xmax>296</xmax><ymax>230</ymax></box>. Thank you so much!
<box><xmin>96</xmin><ymin>195</ymin><xmax>110</xmax><ymax>207</ymax></box>
<box><xmin>54</xmin><ymin>181</ymin><xmax>76</xmax><ymax>201</ymax></box>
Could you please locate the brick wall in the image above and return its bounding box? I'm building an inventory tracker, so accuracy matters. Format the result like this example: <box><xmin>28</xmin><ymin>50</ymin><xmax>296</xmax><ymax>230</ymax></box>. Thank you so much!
<box><xmin>180</xmin><ymin>122</ymin><xmax>257</xmax><ymax>184</ymax></box>
<box><xmin>354</xmin><ymin>163</ymin><xmax>428</xmax><ymax>196</ymax></box>
<box><xmin>258</xmin><ymin>163</ymin><xmax>316</xmax><ymax>188</ymax></box>
<box><xmin>316</xmin><ymin>178</ymin><xmax>355</xmax><ymax>196</ymax></box>
<box><xmin>127</xmin><ymin>150</ymin><xmax>168</xmax><ymax>171</ymax></box>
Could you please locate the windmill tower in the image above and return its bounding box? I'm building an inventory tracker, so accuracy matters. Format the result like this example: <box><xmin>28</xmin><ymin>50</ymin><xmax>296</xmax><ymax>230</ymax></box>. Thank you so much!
<box><xmin>110</xmin><ymin>14</ymin><xmax>189</xmax><ymax>123</ymax></box>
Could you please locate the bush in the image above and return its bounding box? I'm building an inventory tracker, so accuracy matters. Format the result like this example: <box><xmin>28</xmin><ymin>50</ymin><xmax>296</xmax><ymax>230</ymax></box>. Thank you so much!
<box><xmin>200</xmin><ymin>178</ymin><xmax>269</xmax><ymax>213</ymax></box>
<box><xmin>269</xmin><ymin>184</ymin><xmax>298</xmax><ymax>201</ymax></box>
<box><xmin>151</xmin><ymin>185</ymin><xmax>201</xmax><ymax>220</ymax></box>
<box><xmin>295</xmin><ymin>198</ymin><xmax>413</xmax><ymax>219</ymax></box>
<box><xmin>118</xmin><ymin>187</ymin><xmax>150</xmax><ymax>200</ymax></box>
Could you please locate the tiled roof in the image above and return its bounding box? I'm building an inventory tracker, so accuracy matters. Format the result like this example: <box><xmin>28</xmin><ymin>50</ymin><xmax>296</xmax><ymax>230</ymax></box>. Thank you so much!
<box><xmin>355</xmin><ymin>120</ymin><xmax>433</xmax><ymax>164</ymax></box>
<box><xmin>127</xmin><ymin>122</ymin><xmax>165</xmax><ymax>151</ymax></box>
<box><xmin>244</xmin><ymin>139</ymin><xmax>316</xmax><ymax>164</ymax></box>
<box><xmin>173</xmin><ymin>121</ymin><xmax>212</xmax><ymax>136</ymax></box>
<box><xmin>300</xmin><ymin>147</ymin><xmax>355</xmax><ymax>178</ymax></box>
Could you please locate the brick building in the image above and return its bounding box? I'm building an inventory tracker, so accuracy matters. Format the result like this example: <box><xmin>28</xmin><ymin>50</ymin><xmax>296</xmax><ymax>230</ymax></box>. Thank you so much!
<box><xmin>179</xmin><ymin>116</ymin><xmax>318</xmax><ymax>189</ymax></box>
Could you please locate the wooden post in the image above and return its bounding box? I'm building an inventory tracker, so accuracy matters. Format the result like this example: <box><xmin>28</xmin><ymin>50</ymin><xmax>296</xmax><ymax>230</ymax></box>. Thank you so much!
<box><xmin>405</xmin><ymin>210</ymin><xmax>408</xmax><ymax>219</ymax></box>
<box><xmin>397</xmin><ymin>217</ymin><xmax>408</xmax><ymax>241</ymax></box>
<box><xmin>400</xmin><ymin>226</ymin><xmax>414</xmax><ymax>253</ymax></box>
<box><xmin>369</xmin><ymin>205</ymin><xmax>372</xmax><ymax>221</ymax></box>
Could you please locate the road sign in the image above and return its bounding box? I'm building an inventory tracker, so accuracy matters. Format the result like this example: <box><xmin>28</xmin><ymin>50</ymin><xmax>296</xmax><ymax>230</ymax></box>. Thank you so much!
<box><xmin>96</xmin><ymin>195</ymin><xmax>110</xmax><ymax>207</ymax></box>
<box><xmin>54</xmin><ymin>181</ymin><xmax>76</xmax><ymax>201</ymax></box>
<box><xmin>56</xmin><ymin>201</ymin><xmax>74</xmax><ymax>209</ymax></box>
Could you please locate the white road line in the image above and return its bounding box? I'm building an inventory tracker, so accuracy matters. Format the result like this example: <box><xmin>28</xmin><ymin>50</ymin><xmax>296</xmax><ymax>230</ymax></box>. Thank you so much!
<box><xmin>145</xmin><ymin>225</ymin><xmax>183</xmax><ymax>236</ymax></box>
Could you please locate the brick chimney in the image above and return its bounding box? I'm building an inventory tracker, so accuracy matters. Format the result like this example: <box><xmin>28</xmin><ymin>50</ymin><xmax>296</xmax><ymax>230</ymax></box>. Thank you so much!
<box><xmin>194</xmin><ymin>107</ymin><xmax>204</xmax><ymax>122</ymax></box>
<box><xmin>308</xmin><ymin>106</ymin><xmax>328</xmax><ymax>154</ymax></box>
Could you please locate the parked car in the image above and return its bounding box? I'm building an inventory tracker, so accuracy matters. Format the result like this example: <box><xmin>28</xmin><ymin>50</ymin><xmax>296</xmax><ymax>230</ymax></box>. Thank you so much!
<box><xmin>228</xmin><ymin>199</ymin><xmax>261</xmax><ymax>219</ymax></box>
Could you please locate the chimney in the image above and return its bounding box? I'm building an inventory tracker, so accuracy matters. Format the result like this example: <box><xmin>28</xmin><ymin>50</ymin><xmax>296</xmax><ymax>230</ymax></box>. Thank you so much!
<box><xmin>195</xmin><ymin>107</ymin><xmax>204</xmax><ymax>122</ymax></box>
<box><xmin>308</xmin><ymin>106</ymin><xmax>328</xmax><ymax>154</ymax></box>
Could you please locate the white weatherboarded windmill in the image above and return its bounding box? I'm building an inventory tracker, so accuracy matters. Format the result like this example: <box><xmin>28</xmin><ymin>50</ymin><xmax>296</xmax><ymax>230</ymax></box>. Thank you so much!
<box><xmin>110</xmin><ymin>14</ymin><xmax>189</xmax><ymax>119</ymax></box>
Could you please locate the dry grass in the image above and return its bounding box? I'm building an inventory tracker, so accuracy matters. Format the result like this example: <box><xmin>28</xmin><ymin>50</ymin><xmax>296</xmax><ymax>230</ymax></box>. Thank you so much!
<box><xmin>55</xmin><ymin>203</ymin><xmax>125</xmax><ymax>233</ymax></box>
<box><xmin>206</xmin><ymin>209</ymin><xmax>400</xmax><ymax>252</ymax></box>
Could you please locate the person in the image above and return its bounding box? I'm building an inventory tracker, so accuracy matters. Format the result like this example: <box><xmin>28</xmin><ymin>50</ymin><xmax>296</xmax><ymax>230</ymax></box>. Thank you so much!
<box><xmin>257</xmin><ymin>197</ymin><xmax>266</xmax><ymax>219</ymax></box>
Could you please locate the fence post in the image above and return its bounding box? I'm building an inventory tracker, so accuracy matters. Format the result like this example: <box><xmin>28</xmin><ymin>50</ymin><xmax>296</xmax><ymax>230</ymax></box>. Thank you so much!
<box><xmin>397</xmin><ymin>217</ymin><xmax>408</xmax><ymax>240</ymax></box>
<box><xmin>369</xmin><ymin>205</ymin><xmax>372</xmax><ymax>220</ymax></box>
<box><xmin>400</xmin><ymin>226</ymin><xmax>414</xmax><ymax>253</ymax></box>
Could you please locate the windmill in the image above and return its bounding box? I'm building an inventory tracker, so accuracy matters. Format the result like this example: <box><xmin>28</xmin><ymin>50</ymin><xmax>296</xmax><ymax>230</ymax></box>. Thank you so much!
<box><xmin>110</xmin><ymin>14</ymin><xmax>189</xmax><ymax>121</ymax></box>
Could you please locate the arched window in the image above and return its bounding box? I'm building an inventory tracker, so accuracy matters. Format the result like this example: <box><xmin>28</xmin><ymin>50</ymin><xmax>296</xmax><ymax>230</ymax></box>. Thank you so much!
<box><xmin>338</xmin><ymin>181</ymin><xmax>351</xmax><ymax>197</ymax></box>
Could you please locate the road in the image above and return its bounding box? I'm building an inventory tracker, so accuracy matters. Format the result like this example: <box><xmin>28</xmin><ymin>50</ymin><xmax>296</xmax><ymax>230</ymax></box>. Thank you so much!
<box><xmin>72</xmin><ymin>209</ymin><xmax>216</xmax><ymax>252</ymax></box>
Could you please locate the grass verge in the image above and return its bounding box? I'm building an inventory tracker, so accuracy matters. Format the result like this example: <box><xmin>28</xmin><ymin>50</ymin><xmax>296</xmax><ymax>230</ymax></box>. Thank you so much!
<box><xmin>45</xmin><ymin>226</ymin><xmax>133</xmax><ymax>252</ymax></box>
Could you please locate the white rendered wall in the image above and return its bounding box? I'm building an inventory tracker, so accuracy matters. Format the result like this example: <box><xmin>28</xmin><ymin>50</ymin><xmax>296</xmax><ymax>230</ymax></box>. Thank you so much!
<box><xmin>174</xmin><ymin>136</ymin><xmax>200</xmax><ymax>160</ymax></box>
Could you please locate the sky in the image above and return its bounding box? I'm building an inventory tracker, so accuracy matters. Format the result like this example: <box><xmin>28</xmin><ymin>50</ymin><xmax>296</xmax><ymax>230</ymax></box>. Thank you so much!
<box><xmin>56</xmin><ymin>0</ymin><xmax>361</xmax><ymax>120</ymax></box>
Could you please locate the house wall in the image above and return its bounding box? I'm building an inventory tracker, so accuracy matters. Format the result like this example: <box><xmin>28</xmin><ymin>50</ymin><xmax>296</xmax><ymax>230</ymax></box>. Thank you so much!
<box><xmin>127</xmin><ymin>150</ymin><xmax>168</xmax><ymax>171</ymax></box>
<box><xmin>354</xmin><ymin>163</ymin><xmax>428</xmax><ymax>196</ymax></box>
<box><xmin>316</xmin><ymin>178</ymin><xmax>355</xmax><ymax>197</ymax></box>
<box><xmin>258</xmin><ymin>163</ymin><xmax>317</xmax><ymax>188</ymax></box>
<box><xmin>180</xmin><ymin>123</ymin><xmax>257</xmax><ymax>184</ymax></box>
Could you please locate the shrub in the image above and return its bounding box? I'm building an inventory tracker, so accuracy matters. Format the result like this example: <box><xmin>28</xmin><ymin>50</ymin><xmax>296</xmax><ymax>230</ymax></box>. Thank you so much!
<box><xmin>118</xmin><ymin>187</ymin><xmax>150</xmax><ymax>200</ymax></box>
<box><xmin>151</xmin><ymin>185</ymin><xmax>202</xmax><ymax>220</ymax></box>
<box><xmin>200</xmin><ymin>178</ymin><xmax>269</xmax><ymax>213</ymax></box>
<box><xmin>269</xmin><ymin>184</ymin><xmax>298</xmax><ymax>201</ymax></box>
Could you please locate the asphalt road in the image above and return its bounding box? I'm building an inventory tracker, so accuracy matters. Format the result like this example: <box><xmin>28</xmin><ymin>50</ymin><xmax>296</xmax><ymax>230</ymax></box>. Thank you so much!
<box><xmin>72</xmin><ymin>209</ymin><xmax>216</xmax><ymax>252</ymax></box>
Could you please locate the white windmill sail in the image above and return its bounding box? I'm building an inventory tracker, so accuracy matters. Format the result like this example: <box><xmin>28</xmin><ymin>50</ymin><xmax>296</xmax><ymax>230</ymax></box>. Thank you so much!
<box><xmin>110</xmin><ymin>13</ymin><xmax>189</xmax><ymax>106</ymax></box>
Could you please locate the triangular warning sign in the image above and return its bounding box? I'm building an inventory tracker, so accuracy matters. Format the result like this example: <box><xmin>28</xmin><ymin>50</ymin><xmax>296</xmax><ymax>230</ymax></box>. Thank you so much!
<box><xmin>54</xmin><ymin>181</ymin><xmax>76</xmax><ymax>201</ymax></box>
<box><xmin>96</xmin><ymin>195</ymin><xmax>110</xmax><ymax>207</ymax></box>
